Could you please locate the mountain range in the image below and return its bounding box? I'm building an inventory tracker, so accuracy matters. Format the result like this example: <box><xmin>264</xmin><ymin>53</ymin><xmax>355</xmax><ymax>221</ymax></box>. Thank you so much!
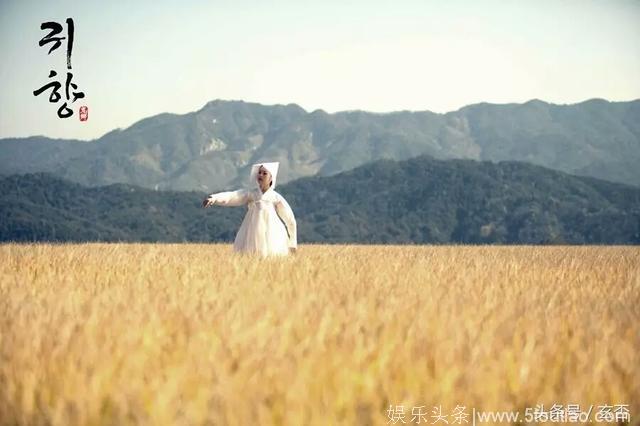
<box><xmin>1</xmin><ymin>98</ymin><xmax>639</xmax><ymax>192</ymax></box>
<box><xmin>2</xmin><ymin>155</ymin><xmax>638</xmax><ymax>244</ymax></box>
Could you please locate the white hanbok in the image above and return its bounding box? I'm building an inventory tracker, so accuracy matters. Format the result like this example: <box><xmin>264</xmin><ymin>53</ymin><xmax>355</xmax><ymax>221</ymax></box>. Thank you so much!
<box><xmin>205</xmin><ymin>162</ymin><xmax>297</xmax><ymax>257</ymax></box>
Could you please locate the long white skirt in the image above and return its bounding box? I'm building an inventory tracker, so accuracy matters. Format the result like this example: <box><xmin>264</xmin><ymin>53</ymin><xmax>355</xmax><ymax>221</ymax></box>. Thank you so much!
<box><xmin>233</xmin><ymin>200</ymin><xmax>290</xmax><ymax>257</ymax></box>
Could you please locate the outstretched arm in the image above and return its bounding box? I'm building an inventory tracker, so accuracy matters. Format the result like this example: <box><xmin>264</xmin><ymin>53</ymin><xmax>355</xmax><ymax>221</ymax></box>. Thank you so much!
<box><xmin>275</xmin><ymin>195</ymin><xmax>297</xmax><ymax>250</ymax></box>
<box><xmin>202</xmin><ymin>189</ymin><xmax>249</xmax><ymax>208</ymax></box>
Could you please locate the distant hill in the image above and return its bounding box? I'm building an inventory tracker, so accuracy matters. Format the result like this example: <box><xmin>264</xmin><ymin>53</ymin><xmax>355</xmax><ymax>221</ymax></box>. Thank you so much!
<box><xmin>1</xmin><ymin>98</ymin><xmax>638</xmax><ymax>191</ymax></box>
<box><xmin>1</xmin><ymin>156</ymin><xmax>638</xmax><ymax>244</ymax></box>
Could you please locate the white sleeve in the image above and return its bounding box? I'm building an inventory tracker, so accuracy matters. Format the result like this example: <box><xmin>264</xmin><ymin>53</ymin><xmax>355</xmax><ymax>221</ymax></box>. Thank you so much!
<box><xmin>275</xmin><ymin>194</ymin><xmax>297</xmax><ymax>248</ymax></box>
<box><xmin>206</xmin><ymin>189</ymin><xmax>250</xmax><ymax>207</ymax></box>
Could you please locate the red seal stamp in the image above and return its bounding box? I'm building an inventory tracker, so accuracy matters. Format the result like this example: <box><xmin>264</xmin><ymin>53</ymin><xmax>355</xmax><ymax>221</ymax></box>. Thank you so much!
<box><xmin>79</xmin><ymin>105</ymin><xmax>88</xmax><ymax>121</ymax></box>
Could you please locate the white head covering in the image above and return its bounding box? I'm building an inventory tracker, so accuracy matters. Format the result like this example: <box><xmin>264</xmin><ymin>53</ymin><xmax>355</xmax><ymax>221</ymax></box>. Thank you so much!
<box><xmin>249</xmin><ymin>161</ymin><xmax>279</xmax><ymax>190</ymax></box>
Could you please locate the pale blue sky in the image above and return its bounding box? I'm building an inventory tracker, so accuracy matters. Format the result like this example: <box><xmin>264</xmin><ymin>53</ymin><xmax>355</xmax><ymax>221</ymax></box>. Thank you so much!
<box><xmin>1</xmin><ymin>0</ymin><xmax>639</xmax><ymax>140</ymax></box>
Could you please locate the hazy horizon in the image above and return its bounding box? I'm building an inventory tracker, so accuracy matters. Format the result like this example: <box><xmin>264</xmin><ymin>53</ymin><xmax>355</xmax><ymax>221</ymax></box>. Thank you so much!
<box><xmin>1</xmin><ymin>0</ymin><xmax>639</xmax><ymax>140</ymax></box>
<box><xmin>5</xmin><ymin>96</ymin><xmax>640</xmax><ymax>142</ymax></box>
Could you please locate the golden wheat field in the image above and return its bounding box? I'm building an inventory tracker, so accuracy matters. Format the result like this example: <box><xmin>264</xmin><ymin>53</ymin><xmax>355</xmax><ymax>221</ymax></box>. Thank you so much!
<box><xmin>0</xmin><ymin>243</ymin><xmax>638</xmax><ymax>426</ymax></box>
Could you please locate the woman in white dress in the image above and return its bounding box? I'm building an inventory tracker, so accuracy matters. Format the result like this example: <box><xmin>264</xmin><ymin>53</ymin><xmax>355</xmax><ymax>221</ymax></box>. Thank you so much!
<box><xmin>201</xmin><ymin>162</ymin><xmax>297</xmax><ymax>257</ymax></box>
